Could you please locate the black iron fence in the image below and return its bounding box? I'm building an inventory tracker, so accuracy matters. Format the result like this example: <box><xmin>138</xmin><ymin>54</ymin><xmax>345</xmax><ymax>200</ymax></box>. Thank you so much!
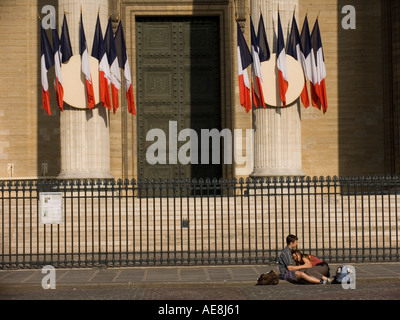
<box><xmin>1</xmin><ymin>176</ymin><xmax>399</xmax><ymax>269</ymax></box>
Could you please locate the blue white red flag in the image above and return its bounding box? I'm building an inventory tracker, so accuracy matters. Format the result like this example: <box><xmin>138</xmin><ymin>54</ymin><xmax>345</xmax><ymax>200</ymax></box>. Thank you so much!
<box><xmin>257</xmin><ymin>13</ymin><xmax>270</xmax><ymax>63</ymax></box>
<box><xmin>250</xmin><ymin>18</ymin><xmax>265</xmax><ymax>108</ymax></box>
<box><xmin>105</xmin><ymin>17</ymin><xmax>121</xmax><ymax>114</ymax></box>
<box><xmin>115</xmin><ymin>21</ymin><xmax>136</xmax><ymax>115</ymax></box>
<box><xmin>237</xmin><ymin>21</ymin><xmax>253</xmax><ymax>113</ymax></box>
<box><xmin>40</xmin><ymin>23</ymin><xmax>54</xmax><ymax>115</ymax></box>
<box><xmin>60</xmin><ymin>13</ymin><xmax>73</xmax><ymax>64</ymax></box>
<box><xmin>300</xmin><ymin>15</ymin><xmax>319</xmax><ymax>110</ymax></box>
<box><xmin>51</xmin><ymin>16</ymin><xmax>64</xmax><ymax>111</ymax></box>
<box><xmin>277</xmin><ymin>12</ymin><xmax>288</xmax><ymax>107</ymax></box>
<box><xmin>79</xmin><ymin>12</ymin><xmax>95</xmax><ymax>109</ymax></box>
<box><xmin>287</xmin><ymin>13</ymin><xmax>309</xmax><ymax>108</ymax></box>
<box><xmin>92</xmin><ymin>13</ymin><xmax>111</xmax><ymax>111</ymax></box>
<box><xmin>311</xmin><ymin>18</ymin><xmax>328</xmax><ymax>113</ymax></box>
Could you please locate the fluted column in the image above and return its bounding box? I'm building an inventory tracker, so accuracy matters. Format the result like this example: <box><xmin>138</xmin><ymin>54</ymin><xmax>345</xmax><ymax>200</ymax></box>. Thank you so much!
<box><xmin>57</xmin><ymin>0</ymin><xmax>112</xmax><ymax>179</ymax></box>
<box><xmin>250</xmin><ymin>0</ymin><xmax>305</xmax><ymax>177</ymax></box>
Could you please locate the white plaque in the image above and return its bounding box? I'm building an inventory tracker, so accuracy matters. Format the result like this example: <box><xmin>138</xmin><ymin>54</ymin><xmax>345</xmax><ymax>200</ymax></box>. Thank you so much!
<box><xmin>261</xmin><ymin>53</ymin><xmax>305</xmax><ymax>107</ymax></box>
<box><xmin>60</xmin><ymin>55</ymin><xmax>100</xmax><ymax>109</ymax></box>
<box><xmin>39</xmin><ymin>192</ymin><xmax>63</xmax><ymax>224</ymax></box>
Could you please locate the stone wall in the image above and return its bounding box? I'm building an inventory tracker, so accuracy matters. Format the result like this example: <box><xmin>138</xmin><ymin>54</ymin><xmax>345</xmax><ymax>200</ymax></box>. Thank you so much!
<box><xmin>0</xmin><ymin>0</ymin><xmax>395</xmax><ymax>180</ymax></box>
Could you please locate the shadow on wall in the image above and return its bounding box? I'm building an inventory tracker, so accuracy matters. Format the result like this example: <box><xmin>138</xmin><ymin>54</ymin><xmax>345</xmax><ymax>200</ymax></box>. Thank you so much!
<box><xmin>337</xmin><ymin>0</ymin><xmax>386</xmax><ymax>177</ymax></box>
<box><xmin>37</xmin><ymin>0</ymin><xmax>61</xmax><ymax>178</ymax></box>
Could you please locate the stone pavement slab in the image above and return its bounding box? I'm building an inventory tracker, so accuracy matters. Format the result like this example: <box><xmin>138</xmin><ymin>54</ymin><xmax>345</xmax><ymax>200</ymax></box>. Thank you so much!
<box><xmin>0</xmin><ymin>263</ymin><xmax>399</xmax><ymax>290</ymax></box>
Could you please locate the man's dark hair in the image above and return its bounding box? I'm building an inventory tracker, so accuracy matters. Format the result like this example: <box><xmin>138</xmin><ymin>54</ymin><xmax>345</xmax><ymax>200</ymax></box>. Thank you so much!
<box><xmin>286</xmin><ymin>234</ymin><xmax>298</xmax><ymax>246</ymax></box>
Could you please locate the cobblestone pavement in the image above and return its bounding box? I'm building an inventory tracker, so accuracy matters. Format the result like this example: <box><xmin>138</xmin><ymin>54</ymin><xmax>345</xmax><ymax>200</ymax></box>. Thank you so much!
<box><xmin>1</xmin><ymin>278</ymin><xmax>400</xmax><ymax>300</ymax></box>
<box><xmin>1</xmin><ymin>263</ymin><xmax>399</xmax><ymax>302</ymax></box>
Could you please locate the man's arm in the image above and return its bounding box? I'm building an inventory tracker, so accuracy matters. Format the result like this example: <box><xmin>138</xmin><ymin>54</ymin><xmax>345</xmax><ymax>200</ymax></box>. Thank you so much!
<box><xmin>287</xmin><ymin>259</ymin><xmax>312</xmax><ymax>270</ymax></box>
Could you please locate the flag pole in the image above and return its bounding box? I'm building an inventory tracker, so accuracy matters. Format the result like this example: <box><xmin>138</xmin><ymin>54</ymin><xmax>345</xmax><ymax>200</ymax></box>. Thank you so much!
<box><xmin>234</xmin><ymin>0</ymin><xmax>238</xmax><ymax>21</ymax></box>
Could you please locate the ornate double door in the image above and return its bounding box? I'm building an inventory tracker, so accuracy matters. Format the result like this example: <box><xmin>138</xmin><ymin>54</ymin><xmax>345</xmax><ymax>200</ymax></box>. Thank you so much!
<box><xmin>136</xmin><ymin>17</ymin><xmax>222</xmax><ymax>181</ymax></box>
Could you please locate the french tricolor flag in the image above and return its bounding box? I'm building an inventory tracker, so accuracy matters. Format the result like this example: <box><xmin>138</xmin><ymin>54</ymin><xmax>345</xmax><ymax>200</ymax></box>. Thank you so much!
<box><xmin>105</xmin><ymin>17</ymin><xmax>121</xmax><ymax>114</ymax></box>
<box><xmin>40</xmin><ymin>23</ymin><xmax>54</xmax><ymax>115</ymax></box>
<box><xmin>51</xmin><ymin>16</ymin><xmax>64</xmax><ymax>111</ymax></box>
<box><xmin>257</xmin><ymin>13</ymin><xmax>270</xmax><ymax>63</ymax></box>
<box><xmin>236</xmin><ymin>21</ymin><xmax>253</xmax><ymax>113</ymax></box>
<box><xmin>301</xmin><ymin>15</ymin><xmax>319</xmax><ymax>110</ymax></box>
<box><xmin>311</xmin><ymin>18</ymin><xmax>328</xmax><ymax>113</ymax></box>
<box><xmin>92</xmin><ymin>13</ymin><xmax>111</xmax><ymax>111</ymax></box>
<box><xmin>250</xmin><ymin>18</ymin><xmax>265</xmax><ymax>108</ymax></box>
<box><xmin>277</xmin><ymin>12</ymin><xmax>288</xmax><ymax>107</ymax></box>
<box><xmin>60</xmin><ymin>13</ymin><xmax>73</xmax><ymax>64</ymax></box>
<box><xmin>115</xmin><ymin>20</ymin><xmax>136</xmax><ymax>115</ymax></box>
<box><xmin>79</xmin><ymin>13</ymin><xmax>95</xmax><ymax>109</ymax></box>
<box><xmin>287</xmin><ymin>13</ymin><xmax>309</xmax><ymax>108</ymax></box>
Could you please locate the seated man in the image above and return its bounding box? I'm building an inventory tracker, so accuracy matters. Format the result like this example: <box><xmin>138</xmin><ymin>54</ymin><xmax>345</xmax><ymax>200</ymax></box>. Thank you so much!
<box><xmin>277</xmin><ymin>234</ymin><xmax>325</xmax><ymax>284</ymax></box>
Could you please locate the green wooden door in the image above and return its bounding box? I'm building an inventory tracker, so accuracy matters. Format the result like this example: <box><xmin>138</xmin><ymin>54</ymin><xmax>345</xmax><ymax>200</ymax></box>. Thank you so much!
<box><xmin>136</xmin><ymin>17</ymin><xmax>221</xmax><ymax>180</ymax></box>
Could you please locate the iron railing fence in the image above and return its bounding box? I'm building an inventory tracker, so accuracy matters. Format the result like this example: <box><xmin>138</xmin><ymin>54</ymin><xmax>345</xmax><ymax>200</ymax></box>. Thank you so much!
<box><xmin>1</xmin><ymin>175</ymin><xmax>399</xmax><ymax>269</ymax></box>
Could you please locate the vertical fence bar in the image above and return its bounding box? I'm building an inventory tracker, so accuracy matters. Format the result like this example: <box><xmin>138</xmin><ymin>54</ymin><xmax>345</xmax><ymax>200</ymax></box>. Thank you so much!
<box><xmin>353</xmin><ymin>176</ymin><xmax>359</xmax><ymax>262</ymax></box>
<box><xmin>192</xmin><ymin>179</ymin><xmax>196</xmax><ymax>264</ymax></box>
<box><xmin>239</xmin><ymin>178</ymin><xmax>244</xmax><ymax>263</ymax></box>
<box><xmin>0</xmin><ymin>181</ymin><xmax>3</xmax><ymax>267</ymax></box>
<box><xmin>166</xmin><ymin>179</ymin><xmax>170</xmax><ymax>265</ymax></box>
<box><xmin>326</xmin><ymin>176</ymin><xmax>331</xmax><ymax>261</ymax></box>
<box><xmin>387</xmin><ymin>176</ymin><xmax>392</xmax><ymax>260</ymax></box>
<box><xmin>360</xmin><ymin>176</ymin><xmax>365</xmax><ymax>262</ymax></box>
<box><xmin>333</xmin><ymin>176</ymin><xmax>339</xmax><ymax>262</ymax></box>
<box><xmin>90</xmin><ymin>179</ymin><xmax>95</xmax><ymax>266</ymax></box>
<box><xmin>132</xmin><ymin>179</ymin><xmax>137</xmax><ymax>265</ymax></box>
<box><xmin>366</xmin><ymin>176</ymin><xmax>372</xmax><ymax>261</ymax></box>
<box><xmin>381</xmin><ymin>176</ymin><xmax>386</xmax><ymax>260</ymax></box>
<box><xmin>395</xmin><ymin>175</ymin><xmax>399</xmax><ymax>261</ymax></box>
<box><xmin>125</xmin><ymin>179</ymin><xmax>129</xmax><ymax>265</ymax></box>
<box><xmin>233</xmin><ymin>178</ymin><xmax>238</xmax><ymax>264</ymax></box>
<box><xmin>15</xmin><ymin>181</ymin><xmax>19</xmax><ymax>267</ymax></box>
<box><xmin>8</xmin><ymin>181</ymin><xmax>12</xmax><ymax>266</ymax></box>
<box><xmin>138</xmin><ymin>179</ymin><xmax>143</xmax><ymax>265</ymax></box>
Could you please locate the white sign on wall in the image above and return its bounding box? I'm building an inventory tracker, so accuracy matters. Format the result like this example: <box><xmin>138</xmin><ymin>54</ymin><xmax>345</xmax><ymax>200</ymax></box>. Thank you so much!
<box><xmin>39</xmin><ymin>192</ymin><xmax>63</xmax><ymax>224</ymax></box>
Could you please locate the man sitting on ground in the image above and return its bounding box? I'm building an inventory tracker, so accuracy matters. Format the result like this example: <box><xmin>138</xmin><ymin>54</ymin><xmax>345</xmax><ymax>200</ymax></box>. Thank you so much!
<box><xmin>277</xmin><ymin>234</ymin><xmax>326</xmax><ymax>284</ymax></box>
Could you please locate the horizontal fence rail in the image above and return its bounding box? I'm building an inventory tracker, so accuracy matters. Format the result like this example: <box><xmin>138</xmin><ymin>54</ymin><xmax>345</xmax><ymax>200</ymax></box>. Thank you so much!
<box><xmin>1</xmin><ymin>176</ymin><xmax>399</xmax><ymax>269</ymax></box>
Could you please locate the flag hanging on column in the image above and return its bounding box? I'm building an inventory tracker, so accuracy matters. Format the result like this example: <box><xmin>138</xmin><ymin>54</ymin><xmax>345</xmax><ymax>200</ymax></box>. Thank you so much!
<box><xmin>105</xmin><ymin>17</ymin><xmax>121</xmax><ymax>114</ymax></box>
<box><xmin>92</xmin><ymin>13</ymin><xmax>111</xmax><ymax>111</ymax></box>
<box><xmin>301</xmin><ymin>15</ymin><xmax>319</xmax><ymax>110</ymax></box>
<box><xmin>250</xmin><ymin>18</ymin><xmax>265</xmax><ymax>108</ymax></box>
<box><xmin>257</xmin><ymin>13</ymin><xmax>270</xmax><ymax>63</ymax></box>
<box><xmin>311</xmin><ymin>18</ymin><xmax>328</xmax><ymax>113</ymax></box>
<box><xmin>236</xmin><ymin>21</ymin><xmax>253</xmax><ymax>113</ymax></box>
<box><xmin>277</xmin><ymin>12</ymin><xmax>288</xmax><ymax>107</ymax></box>
<box><xmin>60</xmin><ymin>13</ymin><xmax>73</xmax><ymax>64</ymax></box>
<box><xmin>115</xmin><ymin>20</ymin><xmax>136</xmax><ymax>115</ymax></box>
<box><xmin>79</xmin><ymin>12</ymin><xmax>95</xmax><ymax>109</ymax></box>
<box><xmin>51</xmin><ymin>17</ymin><xmax>64</xmax><ymax>111</ymax></box>
<box><xmin>40</xmin><ymin>23</ymin><xmax>55</xmax><ymax>116</ymax></box>
<box><xmin>287</xmin><ymin>13</ymin><xmax>309</xmax><ymax>108</ymax></box>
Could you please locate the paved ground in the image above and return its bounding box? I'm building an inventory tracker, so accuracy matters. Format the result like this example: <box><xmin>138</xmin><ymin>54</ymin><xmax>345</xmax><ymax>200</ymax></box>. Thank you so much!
<box><xmin>1</xmin><ymin>263</ymin><xmax>399</xmax><ymax>317</ymax></box>
<box><xmin>1</xmin><ymin>262</ymin><xmax>399</xmax><ymax>301</ymax></box>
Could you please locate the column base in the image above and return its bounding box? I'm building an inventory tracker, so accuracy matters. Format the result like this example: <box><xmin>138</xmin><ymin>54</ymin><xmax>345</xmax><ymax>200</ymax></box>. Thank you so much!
<box><xmin>250</xmin><ymin>167</ymin><xmax>306</xmax><ymax>178</ymax></box>
<box><xmin>57</xmin><ymin>171</ymin><xmax>114</xmax><ymax>180</ymax></box>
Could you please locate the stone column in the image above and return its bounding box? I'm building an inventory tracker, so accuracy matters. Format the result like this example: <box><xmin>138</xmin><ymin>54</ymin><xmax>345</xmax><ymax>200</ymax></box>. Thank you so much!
<box><xmin>57</xmin><ymin>0</ymin><xmax>113</xmax><ymax>179</ymax></box>
<box><xmin>250</xmin><ymin>0</ymin><xmax>305</xmax><ymax>177</ymax></box>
